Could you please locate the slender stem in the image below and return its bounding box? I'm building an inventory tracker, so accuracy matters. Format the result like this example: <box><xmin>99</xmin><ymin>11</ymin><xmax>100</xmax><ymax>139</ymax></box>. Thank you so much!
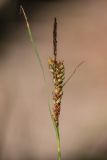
<box><xmin>56</xmin><ymin>126</ymin><xmax>61</xmax><ymax>160</ymax></box>
<box><xmin>48</xmin><ymin>102</ymin><xmax>61</xmax><ymax>160</ymax></box>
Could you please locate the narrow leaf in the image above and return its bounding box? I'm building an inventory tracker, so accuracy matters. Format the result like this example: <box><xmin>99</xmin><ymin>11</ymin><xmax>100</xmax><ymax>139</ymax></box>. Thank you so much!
<box><xmin>20</xmin><ymin>5</ymin><xmax>52</xmax><ymax>114</ymax></box>
<box><xmin>63</xmin><ymin>61</ymin><xmax>85</xmax><ymax>87</ymax></box>
<box><xmin>20</xmin><ymin>5</ymin><xmax>46</xmax><ymax>82</ymax></box>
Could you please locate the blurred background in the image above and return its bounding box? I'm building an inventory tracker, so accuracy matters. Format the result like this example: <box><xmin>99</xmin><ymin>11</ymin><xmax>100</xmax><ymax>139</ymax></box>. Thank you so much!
<box><xmin>0</xmin><ymin>0</ymin><xmax>107</xmax><ymax>159</ymax></box>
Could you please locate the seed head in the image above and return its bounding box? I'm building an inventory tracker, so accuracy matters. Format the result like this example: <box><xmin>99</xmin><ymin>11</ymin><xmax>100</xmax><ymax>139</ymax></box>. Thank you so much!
<box><xmin>48</xmin><ymin>57</ymin><xmax>65</xmax><ymax>126</ymax></box>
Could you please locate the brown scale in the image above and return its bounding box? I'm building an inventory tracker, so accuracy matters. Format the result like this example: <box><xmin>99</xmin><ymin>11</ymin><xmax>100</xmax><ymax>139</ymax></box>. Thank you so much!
<box><xmin>48</xmin><ymin>58</ymin><xmax>65</xmax><ymax>126</ymax></box>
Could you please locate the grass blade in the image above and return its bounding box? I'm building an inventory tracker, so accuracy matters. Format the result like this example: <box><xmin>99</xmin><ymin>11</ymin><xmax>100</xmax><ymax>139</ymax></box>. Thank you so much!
<box><xmin>20</xmin><ymin>5</ymin><xmax>46</xmax><ymax>82</ymax></box>
<box><xmin>63</xmin><ymin>61</ymin><xmax>85</xmax><ymax>87</ymax></box>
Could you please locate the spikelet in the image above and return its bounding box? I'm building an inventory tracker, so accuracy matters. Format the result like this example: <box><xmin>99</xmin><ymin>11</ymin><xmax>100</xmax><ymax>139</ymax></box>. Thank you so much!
<box><xmin>48</xmin><ymin>57</ymin><xmax>65</xmax><ymax>126</ymax></box>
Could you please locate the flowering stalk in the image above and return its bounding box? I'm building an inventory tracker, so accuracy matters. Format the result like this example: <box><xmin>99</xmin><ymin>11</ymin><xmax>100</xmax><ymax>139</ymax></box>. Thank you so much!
<box><xmin>48</xmin><ymin>18</ymin><xmax>65</xmax><ymax>160</ymax></box>
<box><xmin>20</xmin><ymin>6</ymin><xmax>84</xmax><ymax>160</ymax></box>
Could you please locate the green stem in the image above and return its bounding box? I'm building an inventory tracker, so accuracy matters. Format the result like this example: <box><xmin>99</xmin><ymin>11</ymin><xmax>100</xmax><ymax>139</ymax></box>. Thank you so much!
<box><xmin>56</xmin><ymin>126</ymin><xmax>61</xmax><ymax>160</ymax></box>
<box><xmin>48</xmin><ymin>103</ymin><xmax>61</xmax><ymax>159</ymax></box>
<box><xmin>49</xmin><ymin>106</ymin><xmax>61</xmax><ymax>160</ymax></box>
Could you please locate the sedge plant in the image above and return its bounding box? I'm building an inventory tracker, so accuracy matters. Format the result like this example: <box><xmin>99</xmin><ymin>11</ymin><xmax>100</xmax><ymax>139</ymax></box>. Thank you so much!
<box><xmin>20</xmin><ymin>6</ymin><xmax>84</xmax><ymax>160</ymax></box>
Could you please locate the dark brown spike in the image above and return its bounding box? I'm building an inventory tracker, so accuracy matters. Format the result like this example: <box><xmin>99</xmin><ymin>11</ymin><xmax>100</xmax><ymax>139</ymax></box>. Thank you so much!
<box><xmin>53</xmin><ymin>17</ymin><xmax>57</xmax><ymax>62</ymax></box>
